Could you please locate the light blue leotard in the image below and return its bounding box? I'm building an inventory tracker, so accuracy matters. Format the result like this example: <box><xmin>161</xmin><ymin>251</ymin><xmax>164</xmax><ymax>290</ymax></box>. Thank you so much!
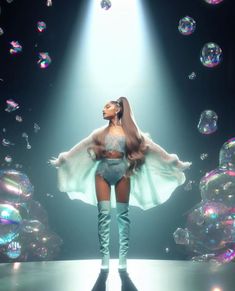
<box><xmin>95</xmin><ymin>134</ymin><xmax>129</xmax><ymax>185</ymax></box>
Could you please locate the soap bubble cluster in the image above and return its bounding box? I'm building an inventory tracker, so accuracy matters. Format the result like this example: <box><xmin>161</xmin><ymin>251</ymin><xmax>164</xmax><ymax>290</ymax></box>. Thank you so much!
<box><xmin>0</xmin><ymin>170</ymin><xmax>63</xmax><ymax>261</ymax></box>
<box><xmin>174</xmin><ymin>137</ymin><xmax>235</xmax><ymax>264</ymax></box>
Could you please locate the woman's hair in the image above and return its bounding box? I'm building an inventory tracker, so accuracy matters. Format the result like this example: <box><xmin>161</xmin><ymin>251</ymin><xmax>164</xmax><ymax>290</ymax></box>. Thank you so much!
<box><xmin>88</xmin><ymin>97</ymin><xmax>150</xmax><ymax>177</ymax></box>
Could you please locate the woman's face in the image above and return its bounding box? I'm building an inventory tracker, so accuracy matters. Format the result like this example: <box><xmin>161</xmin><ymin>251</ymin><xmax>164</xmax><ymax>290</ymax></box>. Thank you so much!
<box><xmin>102</xmin><ymin>102</ymin><xmax>118</xmax><ymax>119</ymax></box>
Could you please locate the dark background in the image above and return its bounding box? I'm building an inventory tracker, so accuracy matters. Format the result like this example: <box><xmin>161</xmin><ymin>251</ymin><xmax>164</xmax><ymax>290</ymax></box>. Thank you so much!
<box><xmin>0</xmin><ymin>0</ymin><xmax>235</xmax><ymax>261</ymax></box>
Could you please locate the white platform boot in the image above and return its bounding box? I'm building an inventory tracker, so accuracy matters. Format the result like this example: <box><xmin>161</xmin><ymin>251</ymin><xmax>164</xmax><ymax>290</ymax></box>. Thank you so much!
<box><xmin>97</xmin><ymin>200</ymin><xmax>111</xmax><ymax>272</ymax></box>
<box><xmin>116</xmin><ymin>202</ymin><xmax>130</xmax><ymax>271</ymax></box>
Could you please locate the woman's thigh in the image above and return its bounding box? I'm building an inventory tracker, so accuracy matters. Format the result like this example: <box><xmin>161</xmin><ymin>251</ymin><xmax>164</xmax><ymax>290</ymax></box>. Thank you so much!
<box><xmin>115</xmin><ymin>175</ymin><xmax>130</xmax><ymax>203</ymax></box>
<box><xmin>95</xmin><ymin>174</ymin><xmax>111</xmax><ymax>201</ymax></box>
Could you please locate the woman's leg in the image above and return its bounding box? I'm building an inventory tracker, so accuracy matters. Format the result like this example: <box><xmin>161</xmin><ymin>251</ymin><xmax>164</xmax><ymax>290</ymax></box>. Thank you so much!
<box><xmin>95</xmin><ymin>174</ymin><xmax>111</xmax><ymax>271</ymax></box>
<box><xmin>115</xmin><ymin>176</ymin><xmax>131</xmax><ymax>270</ymax></box>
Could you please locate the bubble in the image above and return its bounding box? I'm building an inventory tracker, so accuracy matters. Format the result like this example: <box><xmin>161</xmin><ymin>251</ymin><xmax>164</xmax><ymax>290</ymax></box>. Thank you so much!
<box><xmin>4</xmin><ymin>155</ymin><xmax>12</xmax><ymax>163</ymax></box>
<box><xmin>34</xmin><ymin>123</ymin><xmax>40</xmax><ymax>133</ymax></box>
<box><xmin>100</xmin><ymin>0</ymin><xmax>112</xmax><ymax>10</ymax></box>
<box><xmin>46</xmin><ymin>0</ymin><xmax>52</xmax><ymax>6</ymax></box>
<box><xmin>200</xmin><ymin>42</ymin><xmax>222</xmax><ymax>68</ymax></box>
<box><xmin>5</xmin><ymin>99</ymin><xmax>20</xmax><ymax>113</ymax></box>
<box><xmin>0</xmin><ymin>169</ymin><xmax>34</xmax><ymax>203</ymax></box>
<box><xmin>199</xmin><ymin>168</ymin><xmax>235</xmax><ymax>206</ymax></box>
<box><xmin>20</xmin><ymin>219</ymin><xmax>45</xmax><ymax>233</ymax></box>
<box><xmin>185</xmin><ymin>202</ymin><xmax>231</xmax><ymax>251</ymax></box>
<box><xmin>6</xmin><ymin>0</ymin><xmax>14</xmax><ymax>3</ymax></box>
<box><xmin>165</xmin><ymin>247</ymin><xmax>170</xmax><ymax>253</ymax></box>
<box><xmin>188</xmin><ymin>72</ymin><xmax>196</xmax><ymax>80</ymax></box>
<box><xmin>10</xmin><ymin>41</ymin><xmax>23</xmax><ymax>55</ymax></box>
<box><xmin>204</xmin><ymin>0</ymin><xmax>224</xmax><ymax>4</ymax></box>
<box><xmin>15</xmin><ymin>115</ymin><xmax>23</xmax><ymax>122</ymax></box>
<box><xmin>37</xmin><ymin>52</ymin><xmax>52</xmax><ymax>69</ymax></box>
<box><xmin>2</xmin><ymin>138</ymin><xmax>15</xmax><ymax>147</ymax></box>
<box><xmin>0</xmin><ymin>204</ymin><xmax>22</xmax><ymax>245</ymax></box>
<box><xmin>37</xmin><ymin>21</ymin><xmax>46</xmax><ymax>33</ymax></box>
<box><xmin>178</xmin><ymin>16</ymin><xmax>196</xmax><ymax>36</ymax></box>
<box><xmin>219</xmin><ymin>138</ymin><xmax>235</xmax><ymax>170</ymax></box>
<box><xmin>0</xmin><ymin>27</ymin><xmax>4</xmax><ymax>36</ymax></box>
<box><xmin>200</xmin><ymin>153</ymin><xmax>209</xmax><ymax>160</ymax></box>
<box><xmin>2</xmin><ymin>128</ymin><xmax>6</xmax><ymax>133</ymax></box>
<box><xmin>6</xmin><ymin>240</ymin><xmax>21</xmax><ymax>259</ymax></box>
<box><xmin>173</xmin><ymin>228</ymin><xmax>190</xmax><ymax>245</ymax></box>
<box><xmin>197</xmin><ymin>110</ymin><xmax>218</xmax><ymax>135</ymax></box>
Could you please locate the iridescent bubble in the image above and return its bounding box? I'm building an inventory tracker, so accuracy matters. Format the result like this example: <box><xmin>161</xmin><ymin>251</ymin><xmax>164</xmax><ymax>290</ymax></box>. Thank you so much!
<box><xmin>0</xmin><ymin>169</ymin><xmax>34</xmax><ymax>203</ymax></box>
<box><xmin>29</xmin><ymin>230</ymin><xmax>63</xmax><ymax>260</ymax></box>
<box><xmin>0</xmin><ymin>204</ymin><xmax>22</xmax><ymax>245</ymax></box>
<box><xmin>0</xmin><ymin>27</ymin><xmax>4</xmax><ymax>36</ymax></box>
<box><xmin>178</xmin><ymin>16</ymin><xmax>196</xmax><ymax>36</ymax></box>
<box><xmin>2</xmin><ymin>138</ymin><xmax>15</xmax><ymax>147</ymax></box>
<box><xmin>15</xmin><ymin>115</ymin><xmax>23</xmax><ymax>122</ymax></box>
<box><xmin>100</xmin><ymin>0</ymin><xmax>112</xmax><ymax>10</ymax></box>
<box><xmin>199</xmin><ymin>168</ymin><xmax>235</xmax><ymax>206</ymax></box>
<box><xmin>6</xmin><ymin>240</ymin><xmax>21</xmax><ymax>259</ymax></box>
<box><xmin>10</xmin><ymin>41</ymin><xmax>22</xmax><ymax>55</ymax></box>
<box><xmin>197</xmin><ymin>110</ymin><xmax>218</xmax><ymax>135</ymax></box>
<box><xmin>37</xmin><ymin>52</ymin><xmax>52</xmax><ymax>69</ymax></box>
<box><xmin>27</xmin><ymin>200</ymin><xmax>48</xmax><ymax>225</ymax></box>
<box><xmin>200</xmin><ymin>153</ymin><xmax>209</xmax><ymax>160</ymax></box>
<box><xmin>37</xmin><ymin>21</ymin><xmax>46</xmax><ymax>33</ymax></box>
<box><xmin>188</xmin><ymin>72</ymin><xmax>196</xmax><ymax>80</ymax></box>
<box><xmin>219</xmin><ymin>138</ymin><xmax>235</xmax><ymax>170</ymax></box>
<box><xmin>20</xmin><ymin>219</ymin><xmax>45</xmax><ymax>234</ymax></box>
<box><xmin>5</xmin><ymin>99</ymin><xmax>19</xmax><ymax>113</ymax></box>
<box><xmin>186</xmin><ymin>202</ymin><xmax>231</xmax><ymax>251</ymax></box>
<box><xmin>200</xmin><ymin>42</ymin><xmax>222</xmax><ymax>68</ymax></box>
<box><xmin>5</xmin><ymin>155</ymin><xmax>12</xmax><ymax>163</ymax></box>
<box><xmin>204</xmin><ymin>0</ymin><xmax>224</xmax><ymax>4</ymax></box>
<box><xmin>173</xmin><ymin>228</ymin><xmax>190</xmax><ymax>245</ymax></box>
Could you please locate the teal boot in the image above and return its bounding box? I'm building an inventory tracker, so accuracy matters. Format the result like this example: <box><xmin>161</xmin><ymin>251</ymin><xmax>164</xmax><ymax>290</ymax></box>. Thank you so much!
<box><xmin>116</xmin><ymin>202</ymin><xmax>130</xmax><ymax>271</ymax></box>
<box><xmin>97</xmin><ymin>200</ymin><xmax>111</xmax><ymax>271</ymax></box>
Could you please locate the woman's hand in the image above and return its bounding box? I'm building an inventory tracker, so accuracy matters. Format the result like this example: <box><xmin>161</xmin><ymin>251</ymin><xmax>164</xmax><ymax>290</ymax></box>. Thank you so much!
<box><xmin>47</xmin><ymin>153</ymin><xmax>67</xmax><ymax>168</ymax></box>
<box><xmin>176</xmin><ymin>161</ymin><xmax>192</xmax><ymax>171</ymax></box>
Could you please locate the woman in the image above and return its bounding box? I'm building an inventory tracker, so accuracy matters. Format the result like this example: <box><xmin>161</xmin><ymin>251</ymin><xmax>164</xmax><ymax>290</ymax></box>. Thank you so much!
<box><xmin>49</xmin><ymin>96</ymin><xmax>191</xmax><ymax>272</ymax></box>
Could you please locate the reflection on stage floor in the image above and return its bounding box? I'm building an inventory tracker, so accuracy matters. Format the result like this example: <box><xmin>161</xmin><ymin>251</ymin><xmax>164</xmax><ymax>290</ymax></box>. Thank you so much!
<box><xmin>0</xmin><ymin>259</ymin><xmax>234</xmax><ymax>291</ymax></box>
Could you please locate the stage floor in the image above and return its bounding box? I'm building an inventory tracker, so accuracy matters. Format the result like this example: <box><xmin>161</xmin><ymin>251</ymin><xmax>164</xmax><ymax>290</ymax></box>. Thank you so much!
<box><xmin>0</xmin><ymin>259</ymin><xmax>234</xmax><ymax>291</ymax></box>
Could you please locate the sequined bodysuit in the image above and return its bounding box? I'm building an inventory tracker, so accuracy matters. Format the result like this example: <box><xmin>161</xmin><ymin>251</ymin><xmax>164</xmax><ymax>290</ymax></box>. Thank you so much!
<box><xmin>95</xmin><ymin>134</ymin><xmax>129</xmax><ymax>185</ymax></box>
